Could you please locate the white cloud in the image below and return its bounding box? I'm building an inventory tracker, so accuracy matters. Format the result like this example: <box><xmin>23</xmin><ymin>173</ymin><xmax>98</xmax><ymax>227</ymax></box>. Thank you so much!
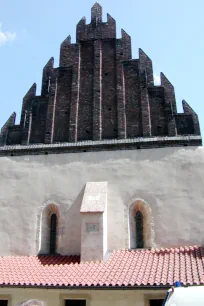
<box><xmin>154</xmin><ymin>73</ymin><xmax>161</xmax><ymax>85</ymax></box>
<box><xmin>0</xmin><ymin>23</ymin><xmax>16</xmax><ymax>47</ymax></box>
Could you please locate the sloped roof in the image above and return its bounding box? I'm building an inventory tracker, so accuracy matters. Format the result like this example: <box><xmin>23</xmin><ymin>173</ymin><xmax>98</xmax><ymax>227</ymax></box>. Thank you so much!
<box><xmin>0</xmin><ymin>246</ymin><xmax>203</xmax><ymax>288</ymax></box>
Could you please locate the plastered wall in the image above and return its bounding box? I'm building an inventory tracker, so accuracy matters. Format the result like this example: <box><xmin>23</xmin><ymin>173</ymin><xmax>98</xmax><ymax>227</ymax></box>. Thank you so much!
<box><xmin>0</xmin><ymin>287</ymin><xmax>166</xmax><ymax>306</ymax></box>
<box><xmin>0</xmin><ymin>146</ymin><xmax>204</xmax><ymax>256</ymax></box>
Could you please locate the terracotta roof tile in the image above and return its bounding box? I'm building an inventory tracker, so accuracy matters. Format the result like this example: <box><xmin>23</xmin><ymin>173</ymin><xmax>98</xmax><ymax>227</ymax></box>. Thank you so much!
<box><xmin>0</xmin><ymin>246</ymin><xmax>203</xmax><ymax>288</ymax></box>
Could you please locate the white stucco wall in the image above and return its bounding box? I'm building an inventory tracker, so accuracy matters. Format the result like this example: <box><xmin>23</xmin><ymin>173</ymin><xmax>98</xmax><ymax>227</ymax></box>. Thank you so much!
<box><xmin>80</xmin><ymin>182</ymin><xmax>107</xmax><ymax>261</ymax></box>
<box><xmin>0</xmin><ymin>287</ymin><xmax>166</xmax><ymax>306</ymax></box>
<box><xmin>0</xmin><ymin>146</ymin><xmax>204</xmax><ymax>256</ymax></box>
<box><xmin>81</xmin><ymin>213</ymin><xmax>104</xmax><ymax>261</ymax></box>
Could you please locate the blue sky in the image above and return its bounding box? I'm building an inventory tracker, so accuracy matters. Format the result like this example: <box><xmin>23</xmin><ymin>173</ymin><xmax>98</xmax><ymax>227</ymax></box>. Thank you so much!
<box><xmin>0</xmin><ymin>0</ymin><xmax>203</xmax><ymax>136</ymax></box>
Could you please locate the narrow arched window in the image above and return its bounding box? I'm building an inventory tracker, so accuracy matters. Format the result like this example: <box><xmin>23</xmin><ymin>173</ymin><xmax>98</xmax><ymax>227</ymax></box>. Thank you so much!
<box><xmin>136</xmin><ymin>211</ymin><xmax>144</xmax><ymax>248</ymax></box>
<box><xmin>49</xmin><ymin>213</ymin><xmax>57</xmax><ymax>255</ymax></box>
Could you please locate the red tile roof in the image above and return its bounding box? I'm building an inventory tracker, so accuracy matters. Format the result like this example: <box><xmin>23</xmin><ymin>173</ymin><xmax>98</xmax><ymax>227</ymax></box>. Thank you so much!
<box><xmin>0</xmin><ymin>246</ymin><xmax>203</xmax><ymax>288</ymax></box>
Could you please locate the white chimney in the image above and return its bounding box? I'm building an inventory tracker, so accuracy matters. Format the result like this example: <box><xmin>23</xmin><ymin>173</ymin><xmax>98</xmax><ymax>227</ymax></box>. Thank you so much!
<box><xmin>80</xmin><ymin>182</ymin><xmax>108</xmax><ymax>262</ymax></box>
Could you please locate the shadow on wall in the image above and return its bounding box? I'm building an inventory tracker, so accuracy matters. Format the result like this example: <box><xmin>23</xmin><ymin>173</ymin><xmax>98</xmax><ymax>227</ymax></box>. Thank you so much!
<box><xmin>37</xmin><ymin>186</ymin><xmax>85</xmax><ymax>256</ymax></box>
<box><xmin>62</xmin><ymin>186</ymin><xmax>85</xmax><ymax>254</ymax></box>
<box><xmin>128</xmin><ymin>198</ymin><xmax>155</xmax><ymax>249</ymax></box>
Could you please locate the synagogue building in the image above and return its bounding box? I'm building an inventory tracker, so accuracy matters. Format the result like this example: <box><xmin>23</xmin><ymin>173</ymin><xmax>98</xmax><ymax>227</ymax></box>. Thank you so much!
<box><xmin>0</xmin><ymin>3</ymin><xmax>203</xmax><ymax>306</ymax></box>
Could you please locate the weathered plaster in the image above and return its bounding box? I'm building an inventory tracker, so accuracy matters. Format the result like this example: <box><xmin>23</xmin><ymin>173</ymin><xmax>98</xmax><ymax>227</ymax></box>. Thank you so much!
<box><xmin>0</xmin><ymin>146</ymin><xmax>204</xmax><ymax>255</ymax></box>
<box><xmin>127</xmin><ymin>199</ymin><xmax>155</xmax><ymax>249</ymax></box>
<box><xmin>80</xmin><ymin>182</ymin><xmax>108</xmax><ymax>261</ymax></box>
<box><xmin>37</xmin><ymin>202</ymin><xmax>60</xmax><ymax>254</ymax></box>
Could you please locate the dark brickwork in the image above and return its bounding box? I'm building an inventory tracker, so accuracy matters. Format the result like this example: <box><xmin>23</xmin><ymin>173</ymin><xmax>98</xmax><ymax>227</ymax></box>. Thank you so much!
<box><xmin>124</xmin><ymin>60</ymin><xmax>142</xmax><ymax>138</ymax></box>
<box><xmin>0</xmin><ymin>3</ymin><xmax>202</xmax><ymax>150</ymax></box>
<box><xmin>53</xmin><ymin>68</ymin><xmax>72</xmax><ymax>142</ymax></box>
<box><xmin>0</xmin><ymin>112</ymin><xmax>16</xmax><ymax>146</ymax></box>
<box><xmin>78</xmin><ymin>41</ymin><xmax>94</xmax><ymax>141</ymax></box>
<box><xmin>93</xmin><ymin>39</ymin><xmax>102</xmax><ymax>140</ymax></box>
<box><xmin>102</xmin><ymin>39</ymin><xmax>117</xmax><ymax>139</ymax></box>
<box><xmin>6</xmin><ymin>125</ymin><xmax>21</xmax><ymax>145</ymax></box>
<box><xmin>30</xmin><ymin>97</ymin><xmax>48</xmax><ymax>143</ymax></box>
<box><xmin>148</xmin><ymin>87</ymin><xmax>168</xmax><ymax>136</ymax></box>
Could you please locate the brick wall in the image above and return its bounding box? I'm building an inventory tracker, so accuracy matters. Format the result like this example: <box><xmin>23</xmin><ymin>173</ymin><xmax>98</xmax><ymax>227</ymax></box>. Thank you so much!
<box><xmin>124</xmin><ymin>60</ymin><xmax>142</xmax><ymax>138</ymax></box>
<box><xmin>30</xmin><ymin>98</ymin><xmax>48</xmax><ymax>143</ymax></box>
<box><xmin>78</xmin><ymin>41</ymin><xmax>94</xmax><ymax>141</ymax></box>
<box><xmin>53</xmin><ymin>68</ymin><xmax>72</xmax><ymax>142</ymax></box>
<box><xmin>0</xmin><ymin>3</ymin><xmax>201</xmax><ymax>149</ymax></box>
<box><xmin>102</xmin><ymin>39</ymin><xmax>117</xmax><ymax>139</ymax></box>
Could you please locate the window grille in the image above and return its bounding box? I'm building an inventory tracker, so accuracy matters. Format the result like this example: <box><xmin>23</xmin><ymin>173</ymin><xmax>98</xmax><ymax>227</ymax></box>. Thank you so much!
<box><xmin>136</xmin><ymin>211</ymin><xmax>144</xmax><ymax>248</ymax></box>
<box><xmin>49</xmin><ymin>213</ymin><xmax>57</xmax><ymax>255</ymax></box>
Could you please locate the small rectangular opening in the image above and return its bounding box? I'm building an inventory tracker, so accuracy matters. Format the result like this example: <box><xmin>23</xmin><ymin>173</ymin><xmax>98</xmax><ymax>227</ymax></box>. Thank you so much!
<box><xmin>0</xmin><ymin>301</ymin><xmax>8</xmax><ymax>306</ymax></box>
<box><xmin>150</xmin><ymin>299</ymin><xmax>164</xmax><ymax>306</ymax></box>
<box><xmin>65</xmin><ymin>300</ymin><xmax>86</xmax><ymax>306</ymax></box>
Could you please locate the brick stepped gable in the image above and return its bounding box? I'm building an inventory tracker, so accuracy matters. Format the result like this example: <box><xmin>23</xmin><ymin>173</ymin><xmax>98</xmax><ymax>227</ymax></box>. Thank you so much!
<box><xmin>0</xmin><ymin>3</ymin><xmax>202</xmax><ymax>154</ymax></box>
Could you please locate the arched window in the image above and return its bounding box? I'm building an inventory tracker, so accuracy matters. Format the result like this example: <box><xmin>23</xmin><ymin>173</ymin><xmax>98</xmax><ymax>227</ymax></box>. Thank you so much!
<box><xmin>135</xmin><ymin>211</ymin><xmax>144</xmax><ymax>248</ymax></box>
<box><xmin>49</xmin><ymin>213</ymin><xmax>57</xmax><ymax>255</ymax></box>
<box><xmin>128</xmin><ymin>199</ymin><xmax>155</xmax><ymax>249</ymax></box>
<box><xmin>37</xmin><ymin>203</ymin><xmax>59</xmax><ymax>255</ymax></box>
